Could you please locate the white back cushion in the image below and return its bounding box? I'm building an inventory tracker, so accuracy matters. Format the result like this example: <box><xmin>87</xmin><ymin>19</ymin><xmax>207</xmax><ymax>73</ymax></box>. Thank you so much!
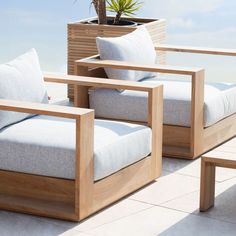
<box><xmin>0</xmin><ymin>48</ymin><xmax>48</xmax><ymax>129</ymax></box>
<box><xmin>96</xmin><ymin>26</ymin><xmax>156</xmax><ymax>82</ymax></box>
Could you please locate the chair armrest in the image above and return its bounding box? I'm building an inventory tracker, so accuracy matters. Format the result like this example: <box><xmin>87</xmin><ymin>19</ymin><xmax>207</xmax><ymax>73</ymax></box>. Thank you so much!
<box><xmin>155</xmin><ymin>44</ymin><xmax>236</xmax><ymax>57</ymax></box>
<box><xmin>44</xmin><ymin>73</ymin><xmax>163</xmax><ymax>131</ymax></box>
<box><xmin>0</xmin><ymin>99</ymin><xmax>93</xmax><ymax>119</ymax></box>
<box><xmin>44</xmin><ymin>73</ymin><xmax>161</xmax><ymax>92</ymax></box>
<box><xmin>75</xmin><ymin>56</ymin><xmax>202</xmax><ymax>76</ymax></box>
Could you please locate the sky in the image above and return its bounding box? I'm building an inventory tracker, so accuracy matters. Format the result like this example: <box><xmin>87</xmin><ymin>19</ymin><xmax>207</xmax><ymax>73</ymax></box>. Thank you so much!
<box><xmin>1</xmin><ymin>0</ymin><xmax>236</xmax><ymax>82</ymax></box>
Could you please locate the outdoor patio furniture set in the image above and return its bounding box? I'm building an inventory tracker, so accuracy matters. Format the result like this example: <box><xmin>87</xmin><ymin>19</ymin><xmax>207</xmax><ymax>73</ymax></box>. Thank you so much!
<box><xmin>0</xmin><ymin>25</ymin><xmax>236</xmax><ymax>221</ymax></box>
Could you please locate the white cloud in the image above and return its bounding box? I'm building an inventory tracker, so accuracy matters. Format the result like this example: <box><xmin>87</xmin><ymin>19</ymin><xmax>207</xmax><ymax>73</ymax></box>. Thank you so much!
<box><xmin>1</xmin><ymin>9</ymin><xmax>61</xmax><ymax>27</ymax></box>
<box><xmin>142</xmin><ymin>0</ymin><xmax>224</xmax><ymax>18</ymax></box>
<box><xmin>170</xmin><ymin>18</ymin><xmax>194</xmax><ymax>29</ymax></box>
<box><xmin>168</xmin><ymin>0</ymin><xmax>224</xmax><ymax>14</ymax></box>
<box><xmin>168</xmin><ymin>27</ymin><xmax>236</xmax><ymax>47</ymax></box>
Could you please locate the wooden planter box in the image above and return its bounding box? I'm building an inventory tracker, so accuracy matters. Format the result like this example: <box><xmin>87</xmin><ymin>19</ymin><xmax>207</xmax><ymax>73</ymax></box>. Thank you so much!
<box><xmin>68</xmin><ymin>17</ymin><xmax>166</xmax><ymax>100</ymax></box>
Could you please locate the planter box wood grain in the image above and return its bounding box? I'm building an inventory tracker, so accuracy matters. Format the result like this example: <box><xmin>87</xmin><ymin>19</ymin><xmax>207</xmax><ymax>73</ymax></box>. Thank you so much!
<box><xmin>68</xmin><ymin>17</ymin><xmax>166</xmax><ymax>100</ymax></box>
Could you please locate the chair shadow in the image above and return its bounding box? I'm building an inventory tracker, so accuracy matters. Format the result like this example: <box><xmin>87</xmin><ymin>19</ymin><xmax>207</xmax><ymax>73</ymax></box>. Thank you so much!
<box><xmin>161</xmin><ymin>156</ymin><xmax>198</xmax><ymax>177</ymax></box>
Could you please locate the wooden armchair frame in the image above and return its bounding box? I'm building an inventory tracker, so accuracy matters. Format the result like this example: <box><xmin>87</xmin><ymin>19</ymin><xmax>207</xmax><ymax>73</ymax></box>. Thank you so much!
<box><xmin>75</xmin><ymin>45</ymin><xmax>236</xmax><ymax>159</ymax></box>
<box><xmin>0</xmin><ymin>74</ymin><xmax>163</xmax><ymax>221</ymax></box>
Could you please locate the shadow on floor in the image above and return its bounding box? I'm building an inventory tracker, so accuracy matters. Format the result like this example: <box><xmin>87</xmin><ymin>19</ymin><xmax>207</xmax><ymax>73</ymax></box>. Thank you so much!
<box><xmin>162</xmin><ymin>156</ymin><xmax>197</xmax><ymax>176</ymax></box>
<box><xmin>159</xmin><ymin>183</ymin><xmax>236</xmax><ymax>236</ymax></box>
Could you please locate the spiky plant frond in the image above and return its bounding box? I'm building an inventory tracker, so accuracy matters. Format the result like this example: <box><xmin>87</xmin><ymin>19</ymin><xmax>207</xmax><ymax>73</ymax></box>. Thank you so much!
<box><xmin>106</xmin><ymin>0</ymin><xmax>143</xmax><ymax>24</ymax></box>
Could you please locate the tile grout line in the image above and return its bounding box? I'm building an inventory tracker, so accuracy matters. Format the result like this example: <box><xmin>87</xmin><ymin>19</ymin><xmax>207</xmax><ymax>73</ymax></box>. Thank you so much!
<box><xmin>77</xmin><ymin>205</ymin><xmax>156</xmax><ymax>233</ymax></box>
<box><xmin>163</xmin><ymin>168</ymin><xmax>236</xmax><ymax>184</ymax></box>
<box><xmin>215</xmin><ymin>175</ymin><xmax>236</xmax><ymax>183</ymax></box>
<box><xmin>77</xmin><ymin>201</ymin><xmax>236</xmax><ymax>234</ymax></box>
<box><xmin>129</xmin><ymin>180</ymin><xmax>232</xmax><ymax>209</ymax></box>
<box><xmin>129</xmin><ymin>189</ymin><xmax>200</xmax><ymax>207</ymax></box>
<box><xmin>157</xmin><ymin>204</ymin><xmax>236</xmax><ymax>226</ymax></box>
<box><xmin>162</xmin><ymin>168</ymin><xmax>201</xmax><ymax>180</ymax></box>
<box><xmin>130</xmin><ymin>190</ymin><xmax>236</xmax><ymax>226</ymax></box>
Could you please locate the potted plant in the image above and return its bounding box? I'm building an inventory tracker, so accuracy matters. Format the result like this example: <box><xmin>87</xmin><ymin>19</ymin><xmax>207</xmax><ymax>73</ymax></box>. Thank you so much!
<box><xmin>68</xmin><ymin>0</ymin><xmax>166</xmax><ymax>100</ymax></box>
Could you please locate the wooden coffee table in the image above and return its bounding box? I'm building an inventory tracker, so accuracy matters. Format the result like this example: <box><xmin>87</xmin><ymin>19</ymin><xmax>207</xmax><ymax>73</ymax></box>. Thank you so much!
<box><xmin>200</xmin><ymin>138</ymin><xmax>236</xmax><ymax>211</ymax></box>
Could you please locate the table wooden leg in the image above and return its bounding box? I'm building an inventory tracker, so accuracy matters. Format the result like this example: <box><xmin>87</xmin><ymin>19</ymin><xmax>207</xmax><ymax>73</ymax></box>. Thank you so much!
<box><xmin>200</xmin><ymin>158</ymin><xmax>216</xmax><ymax>211</ymax></box>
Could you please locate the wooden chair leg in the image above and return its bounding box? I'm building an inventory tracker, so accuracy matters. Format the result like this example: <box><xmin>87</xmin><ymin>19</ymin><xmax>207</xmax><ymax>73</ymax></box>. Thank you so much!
<box><xmin>200</xmin><ymin>158</ymin><xmax>216</xmax><ymax>211</ymax></box>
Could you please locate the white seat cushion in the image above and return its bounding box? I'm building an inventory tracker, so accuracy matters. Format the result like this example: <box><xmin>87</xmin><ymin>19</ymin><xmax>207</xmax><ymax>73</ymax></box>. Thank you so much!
<box><xmin>89</xmin><ymin>77</ymin><xmax>236</xmax><ymax>127</ymax></box>
<box><xmin>0</xmin><ymin>49</ymin><xmax>48</xmax><ymax>129</ymax></box>
<box><xmin>0</xmin><ymin>116</ymin><xmax>151</xmax><ymax>181</ymax></box>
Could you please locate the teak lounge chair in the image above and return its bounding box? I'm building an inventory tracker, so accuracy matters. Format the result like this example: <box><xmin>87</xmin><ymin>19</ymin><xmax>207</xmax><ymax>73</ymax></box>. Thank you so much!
<box><xmin>0</xmin><ymin>49</ymin><xmax>163</xmax><ymax>221</ymax></box>
<box><xmin>75</xmin><ymin>44</ymin><xmax>236</xmax><ymax>160</ymax></box>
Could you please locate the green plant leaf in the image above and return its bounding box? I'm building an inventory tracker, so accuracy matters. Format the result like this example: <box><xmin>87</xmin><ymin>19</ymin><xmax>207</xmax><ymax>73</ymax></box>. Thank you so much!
<box><xmin>106</xmin><ymin>0</ymin><xmax>143</xmax><ymax>17</ymax></box>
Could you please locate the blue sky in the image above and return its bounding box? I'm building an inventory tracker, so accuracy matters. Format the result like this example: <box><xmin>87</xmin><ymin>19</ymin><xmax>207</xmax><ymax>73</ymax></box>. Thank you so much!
<box><xmin>1</xmin><ymin>0</ymin><xmax>236</xmax><ymax>82</ymax></box>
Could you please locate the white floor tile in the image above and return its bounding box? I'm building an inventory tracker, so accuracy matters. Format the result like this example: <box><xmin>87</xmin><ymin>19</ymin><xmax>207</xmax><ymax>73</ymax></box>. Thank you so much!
<box><xmin>130</xmin><ymin>172</ymin><xmax>200</xmax><ymax>205</ymax></box>
<box><xmin>73</xmin><ymin>199</ymin><xmax>152</xmax><ymax>231</ymax></box>
<box><xmin>59</xmin><ymin>229</ymin><xmax>93</xmax><ymax>236</ymax></box>
<box><xmin>162</xmin><ymin>176</ymin><xmax>236</xmax><ymax>224</ymax></box>
<box><xmin>37</xmin><ymin>199</ymin><xmax>151</xmax><ymax>232</ymax></box>
<box><xmin>87</xmin><ymin>206</ymin><xmax>236</xmax><ymax>236</ymax></box>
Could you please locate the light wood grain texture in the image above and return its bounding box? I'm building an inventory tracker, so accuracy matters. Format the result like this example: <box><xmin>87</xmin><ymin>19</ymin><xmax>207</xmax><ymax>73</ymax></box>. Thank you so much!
<box><xmin>74</xmin><ymin>64</ymin><xmax>90</xmax><ymax>107</ymax></box>
<box><xmin>68</xmin><ymin>17</ymin><xmax>166</xmax><ymax>99</ymax></box>
<box><xmin>75</xmin><ymin>113</ymin><xmax>94</xmax><ymax>220</ymax></box>
<box><xmin>190</xmin><ymin>70</ymin><xmax>205</xmax><ymax>157</ymax></box>
<box><xmin>0</xmin><ymin>170</ymin><xmax>76</xmax><ymax>221</ymax></box>
<box><xmin>0</xmin><ymin>194</ymin><xmax>77</xmax><ymax>221</ymax></box>
<box><xmin>0</xmin><ymin>99</ymin><xmax>92</xmax><ymax>118</ymax></box>
<box><xmin>0</xmin><ymin>75</ymin><xmax>163</xmax><ymax>221</ymax></box>
<box><xmin>200</xmin><ymin>158</ymin><xmax>216</xmax><ymax>211</ymax></box>
<box><xmin>0</xmin><ymin>170</ymin><xmax>74</xmax><ymax>203</ymax></box>
<box><xmin>200</xmin><ymin>140</ymin><xmax>236</xmax><ymax>211</ymax></box>
<box><xmin>44</xmin><ymin>73</ymin><xmax>159</xmax><ymax>92</ymax></box>
<box><xmin>77</xmin><ymin>56</ymin><xmax>202</xmax><ymax>75</ymax></box>
<box><xmin>155</xmin><ymin>44</ymin><xmax>236</xmax><ymax>56</ymax></box>
<box><xmin>92</xmin><ymin>156</ymin><xmax>153</xmax><ymax>213</ymax></box>
<box><xmin>202</xmin><ymin>150</ymin><xmax>236</xmax><ymax>169</ymax></box>
<box><xmin>163</xmin><ymin>125</ymin><xmax>191</xmax><ymax>158</ymax></box>
<box><xmin>148</xmin><ymin>86</ymin><xmax>163</xmax><ymax>178</ymax></box>
<box><xmin>163</xmin><ymin>125</ymin><xmax>190</xmax><ymax>148</ymax></box>
<box><xmin>203</xmin><ymin>113</ymin><xmax>236</xmax><ymax>154</ymax></box>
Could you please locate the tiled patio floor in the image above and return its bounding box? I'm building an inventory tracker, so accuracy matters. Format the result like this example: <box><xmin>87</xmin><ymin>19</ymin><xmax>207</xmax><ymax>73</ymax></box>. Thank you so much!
<box><xmin>2</xmin><ymin>84</ymin><xmax>236</xmax><ymax>235</ymax></box>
